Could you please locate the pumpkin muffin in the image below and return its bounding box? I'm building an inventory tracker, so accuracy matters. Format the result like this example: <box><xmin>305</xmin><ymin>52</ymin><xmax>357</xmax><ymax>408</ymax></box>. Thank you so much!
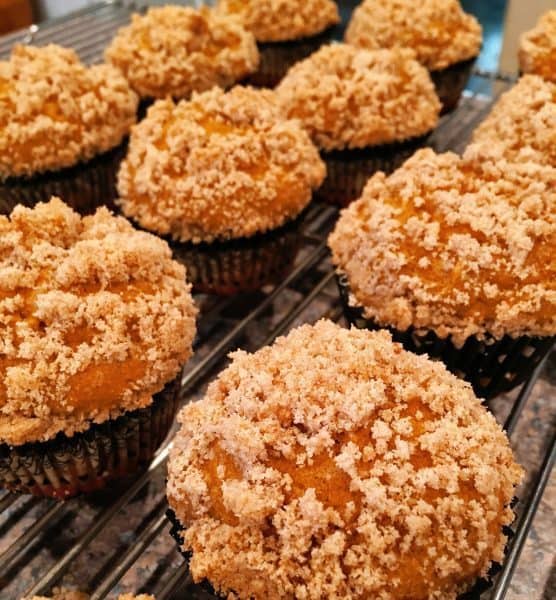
<box><xmin>329</xmin><ymin>145</ymin><xmax>556</xmax><ymax>398</ymax></box>
<box><xmin>345</xmin><ymin>0</ymin><xmax>482</xmax><ymax>111</ymax></box>
<box><xmin>0</xmin><ymin>197</ymin><xmax>197</xmax><ymax>498</ymax></box>
<box><xmin>472</xmin><ymin>75</ymin><xmax>556</xmax><ymax>167</ymax></box>
<box><xmin>167</xmin><ymin>320</ymin><xmax>523</xmax><ymax>600</ymax></box>
<box><xmin>105</xmin><ymin>5</ymin><xmax>259</xmax><ymax>100</ymax></box>
<box><xmin>519</xmin><ymin>10</ymin><xmax>556</xmax><ymax>82</ymax></box>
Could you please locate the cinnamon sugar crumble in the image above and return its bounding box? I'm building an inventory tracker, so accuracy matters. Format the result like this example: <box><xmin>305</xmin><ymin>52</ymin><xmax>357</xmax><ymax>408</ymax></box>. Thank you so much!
<box><xmin>519</xmin><ymin>10</ymin><xmax>556</xmax><ymax>82</ymax></box>
<box><xmin>0</xmin><ymin>197</ymin><xmax>197</xmax><ymax>446</ymax></box>
<box><xmin>216</xmin><ymin>0</ymin><xmax>340</xmax><ymax>42</ymax></box>
<box><xmin>328</xmin><ymin>146</ymin><xmax>556</xmax><ymax>346</ymax></box>
<box><xmin>167</xmin><ymin>320</ymin><xmax>522</xmax><ymax>599</ymax></box>
<box><xmin>105</xmin><ymin>5</ymin><xmax>259</xmax><ymax>99</ymax></box>
<box><xmin>345</xmin><ymin>0</ymin><xmax>482</xmax><ymax>71</ymax></box>
<box><xmin>472</xmin><ymin>75</ymin><xmax>556</xmax><ymax>167</ymax></box>
<box><xmin>0</xmin><ymin>44</ymin><xmax>138</xmax><ymax>179</ymax></box>
<box><xmin>275</xmin><ymin>44</ymin><xmax>440</xmax><ymax>151</ymax></box>
<box><xmin>117</xmin><ymin>86</ymin><xmax>325</xmax><ymax>243</ymax></box>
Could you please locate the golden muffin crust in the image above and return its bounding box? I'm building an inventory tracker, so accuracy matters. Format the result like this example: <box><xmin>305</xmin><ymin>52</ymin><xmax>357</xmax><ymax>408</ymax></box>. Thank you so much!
<box><xmin>329</xmin><ymin>146</ymin><xmax>556</xmax><ymax>347</ymax></box>
<box><xmin>0</xmin><ymin>44</ymin><xmax>138</xmax><ymax>180</ymax></box>
<box><xmin>167</xmin><ymin>320</ymin><xmax>522</xmax><ymax>600</ymax></box>
<box><xmin>275</xmin><ymin>44</ymin><xmax>440</xmax><ymax>151</ymax></box>
<box><xmin>472</xmin><ymin>75</ymin><xmax>556</xmax><ymax>167</ymax></box>
<box><xmin>117</xmin><ymin>86</ymin><xmax>325</xmax><ymax>243</ymax></box>
<box><xmin>0</xmin><ymin>197</ymin><xmax>197</xmax><ymax>447</ymax></box>
<box><xmin>105</xmin><ymin>5</ymin><xmax>259</xmax><ymax>99</ymax></box>
<box><xmin>345</xmin><ymin>0</ymin><xmax>482</xmax><ymax>71</ymax></box>
<box><xmin>519</xmin><ymin>10</ymin><xmax>556</xmax><ymax>82</ymax></box>
<box><xmin>216</xmin><ymin>0</ymin><xmax>340</xmax><ymax>42</ymax></box>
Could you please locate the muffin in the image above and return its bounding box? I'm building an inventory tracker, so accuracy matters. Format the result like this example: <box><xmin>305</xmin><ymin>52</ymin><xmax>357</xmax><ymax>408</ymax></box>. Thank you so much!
<box><xmin>117</xmin><ymin>85</ymin><xmax>325</xmax><ymax>295</ymax></box>
<box><xmin>167</xmin><ymin>320</ymin><xmax>523</xmax><ymax>600</ymax></box>
<box><xmin>329</xmin><ymin>145</ymin><xmax>556</xmax><ymax>399</ymax></box>
<box><xmin>0</xmin><ymin>44</ymin><xmax>137</xmax><ymax>212</ymax></box>
<box><xmin>0</xmin><ymin>197</ymin><xmax>197</xmax><ymax>498</ymax></box>
<box><xmin>472</xmin><ymin>75</ymin><xmax>556</xmax><ymax>167</ymax></box>
<box><xmin>276</xmin><ymin>43</ymin><xmax>440</xmax><ymax>205</ymax></box>
<box><xmin>105</xmin><ymin>5</ymin><xmax>259</xmax><ymax>101</ymax></box>
<box><xmin>519</xmin><ymin>10</ymin><xmax>556</xmax><ymax>82</ymax></box>
<box><xmin>216</xmin><ymin>0</ymin><xmax>340</xmax><ymax>87</ymax></box>
<box><xmin>345</xmin><ymin>0</ymin><xmax>482</xmax><ymax>112</ymax></box>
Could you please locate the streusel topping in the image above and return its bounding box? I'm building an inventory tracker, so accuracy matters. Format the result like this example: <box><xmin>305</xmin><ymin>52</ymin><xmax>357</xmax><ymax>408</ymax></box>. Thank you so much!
<box><xmin>345</xmin><ymin>0</ymin><xmax>482</xmax><ymax>71</ymax></box>
<box><xmin>167</xmin><ymin>320</ymin><xmax>522</xmax><ymax>600</ymax></box>
<box><xmin>105</xmin><ymin>5</ymin><xmax>259</xmax><ymax>99</ymax></box>
<box><xmin>519</xmin><ymin>10</ymin><xmax>556</xmax><ymax>82</ymax></box>
<box><xmin>0</xmin><ymin>198</ymin><xmax>197</xmax><ymax>446</ymax></box>
<box><xmin>275</xmin><ymin>44</ymin><xmax>440</xmax><ymax>151</ymax></box>
<box><xmin>216</xmin><ymin>0</ymin><xmax>339</xmax><ymax>42</ymax></box>
<box><xmin>473</xmin><ymin>75</ymin><xmax>556</xmax><ymax>167</ymax></box>
<box><xmin>117</xmin><ymin>86</ymin><xmax>325</xmax><ymax>243</ymax></box>
<box><xmin>329</xmin><ymin>146</ymin><xmax>556</xmax><ymax>346</ymax></box>
<box><xmin>0</xmin><ymin>44</ymin><xmax>137</xmax><ymax>179</ymax></box>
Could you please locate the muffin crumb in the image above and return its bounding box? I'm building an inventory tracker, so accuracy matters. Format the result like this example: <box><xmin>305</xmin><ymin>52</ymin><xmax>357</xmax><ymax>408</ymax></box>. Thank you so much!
<box><xmin>519</xmin><ymin>10</ymin><xmax>556</xmax><ymax>82</ymax></box>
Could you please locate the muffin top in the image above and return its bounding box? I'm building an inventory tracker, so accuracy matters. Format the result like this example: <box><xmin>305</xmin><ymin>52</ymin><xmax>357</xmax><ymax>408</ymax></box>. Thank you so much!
<box><xmin>0</xmin><ymin>44</ymin><xmax>138</xmax><ymax>179</ymax></box>
<box><xmin>275</xmin><ymin>44</ymin><xmax>440</xmax><ymax>151</ymax></box>
<box><xmin>117</xmin><ymin>86</ymin><xmax>325</xmax><ymax>243</ymax></box>
<box><xmin>473</xmin><ymin>75</ymin><xmax>556</xmax><ymax>167</ymax></box>
<box><xmin>329</xmin><ymin>146</ymin><xmax>556</xmax><ymax>347</ymax></box>
<box><xmin>105</xmin><ymin>5</ymin><xmax>259</xmax><ymax>99</ymax></box>
<box><xmin>519</xmin><ymin>10</ymin><xmax>556</xmax><ymax>82</ymax></box>
<box><xmin>216</xmin><ymin>0</ymin><xmax>340</xmax><ymax>42</ymax></box>
<box><xmin>167</xmin><ymin>320</ymin><xmax>522</xmax><ymax>600</ymax></box>
<box><xmin>345</xmin><ymin>0</ymin><xmax>482</xmax><ymax>71</ymax></box>
<box><xmin>0</xmin><ymin>198</ymin><xmax>197</xmax><ymax>446</ymax></box>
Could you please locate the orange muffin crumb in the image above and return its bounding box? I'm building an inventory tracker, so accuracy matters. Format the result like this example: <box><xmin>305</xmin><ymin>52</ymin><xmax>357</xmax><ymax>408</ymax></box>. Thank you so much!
<box><xmin>519</xmin><ymin>10</ymin><xmax>556</xmax><ymax>82</ymax></box>
<box><xmin>216</xmin><ymin>0</ymin><xmax>340</xmax><ymax>42</ymax></box>
<box><xmin>275</xmin><ymin>44</ymin><xmax>440</xmax><ymax>151</ymax></box>
<box><xmin>0</xmin><ymin>44</ymin><xmax>137</xmax><ymax>179</ymax></box>
<box><xmin>167</xmin><ymin>320</ymin><xmax>522</xmax><ymax>600</ymax></box>
<box><xmin>105</xmin><ymin>5</ymin><xmax>259</xmax><ymax>99</ymax></box>
<box><xmin>117</xmin><ymin>86</ymin><xmax>325</xmax><ymax>243</ymax></box>
<box><xmin>345</xmin><ymin>0</ymin><xmax>482</xmax><ymax>71</ymax></box>
<box><xmin>329</xmin><ymin>145</ymin><xmax>556</xmax><ymax>347</ymax></box>
<box><xmin>0</xmin><ymin>197</ymin><xmax>197</xmax><ymax>446</ymax></box>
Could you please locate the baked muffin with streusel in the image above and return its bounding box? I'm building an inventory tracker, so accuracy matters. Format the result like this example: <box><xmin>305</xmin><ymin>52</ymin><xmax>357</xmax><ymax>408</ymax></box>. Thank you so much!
<box><xmin>167</xmin><ymin>319</ymin><xmax>523</xmax><ymax>599</ymax></box>
<box><xmin>105</xmin><ymin>5</ymin><xmax>259</xmax><ymax>100</ymax></box>
<box><xmin>472</xmin><ymin>75</ymin><xmax>556</xmax><ymax>167</ymax></box>
<box><xmin>519</xmin><ymin>10</ymin><xmax>556</xmax><ymax>82</ymax></box>
<box><xmin>0</xmin><ymin>197</ymin><xmax>197</xmax><ymax>498</ymax></box>
<box><xmin>345</xmin><ymin>0</ymin><xmax>482</xmax><ymax>112</ymax></box>
<box><xmin>0</xmin><ymin>44</ymin><xmax>137</xmax><ymax>211</ymax></box>
<box><xmin>329</xmin><ymin>145</ymin><xmax>556</xmax><ymax>398</ymax></box>
<box><xmin>118</xmin><ymin>85</ymin><xmax>325</xmax><ymax>295</ymax></box>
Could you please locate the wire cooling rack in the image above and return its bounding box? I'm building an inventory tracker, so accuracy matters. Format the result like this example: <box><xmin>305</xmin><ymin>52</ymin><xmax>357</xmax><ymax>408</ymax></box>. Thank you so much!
<box><xmin>0</xmin><ymin>2</ymin><xmax>554</xmax><ymax>599</ymax></box>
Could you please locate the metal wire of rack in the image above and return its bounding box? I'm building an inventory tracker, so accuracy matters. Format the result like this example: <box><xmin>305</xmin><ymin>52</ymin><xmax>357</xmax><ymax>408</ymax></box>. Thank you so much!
<box><xmin>0</xmin><ymin>2</ymin><xmax>554</xmax><ymax>599</ymax></box>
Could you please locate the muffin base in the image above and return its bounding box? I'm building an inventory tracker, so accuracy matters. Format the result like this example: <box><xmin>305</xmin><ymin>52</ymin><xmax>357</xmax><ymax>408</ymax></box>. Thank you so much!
<box><xmin>337</xmin><ymin>274</ymin><xmax>555</xmax><ymax>400</ymax></box>
<box><xmin>430</xmin><ymin>58</ymin><xmax>476</xmax><ymax>114</ymax></box>
<box><xmin>0</xmin><ymin>378</ymin><xmax>179</xmax><ymax>499</ymax></box>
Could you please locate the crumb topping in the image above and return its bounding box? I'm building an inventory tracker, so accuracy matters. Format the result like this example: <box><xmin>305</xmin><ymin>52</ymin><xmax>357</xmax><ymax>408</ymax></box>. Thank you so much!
<box><xmin>105</xmin><ymin>5</ymin><xmax>259</xmax><ymax>99</ymax></box>
<box><xmin>0</xmin><ymin>44</ymin><xmax>138</xmax><ymax>179</ymax></box>
<box><xmin>345</xmin><ymin>0</ymin><xmax>482</xmax><ymax>71</ymax></box>
<box><xmin>216</xmin><ymin>0</ymin><xmax>340</xmax><ymax>42</ymax></box>
<box><xmin>519</xmin><ymin>10</ymin><xmax>556</xmax><ymax>82</ymax></box>
<box><xmin>117</xmin><ymin>86</ymin><xmax>325</xmax><ymax>243</ymax></box>
<box><xmin>473</xmin><ymin>75</ymin><xmax>556</xmax><ymax>167</ymax></box>
<box><xmin>0</xmin><ymin>197</ymin><xmax>197</xmax><ymax>446</ymax></box>
<box><xmin>275</xmin><ymin>44</ymin><xmax>440</xmax><ymax>151</ymax></box>
<box><xmin>167</xmin><ymin>320</ymin><xmax>523</xmax><ymax>600</ymax></box>
<box><xmin>328</xmin><ymin>146</ymin><xmax>556</xmax><ymax>346</ymax></box>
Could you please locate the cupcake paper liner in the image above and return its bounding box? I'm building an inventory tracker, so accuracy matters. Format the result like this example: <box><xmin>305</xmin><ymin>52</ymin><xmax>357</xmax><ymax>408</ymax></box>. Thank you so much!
<box><xmin>0</xmin><ymin>378</ymin><xmax>179</xmax><ymax>499</ymax></box>
<box><xmin>430</xmin><ymin>57</ymin><xmax>476</xmax><ymax>114</ymax></box>
<box><xmin>337</xmin><ymin>274</ymin><xmax>555</xmax><ymax>400</ymax></box>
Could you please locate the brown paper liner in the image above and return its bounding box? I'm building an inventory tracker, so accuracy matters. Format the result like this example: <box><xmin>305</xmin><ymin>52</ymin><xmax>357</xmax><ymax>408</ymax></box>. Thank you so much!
<box><xmin>337</xmin><ymin>274</ymin><xmax>555</xmax><ymax>400</ymax></box>
<box><xmin>430</xmin><ymin>58</ymin><xmax>476</xmax><ymax>114</ymax></box>
<box><xmin>0</xmin><ymin>378</ymin><xmax>179</xmax><ymax>499</ymax></box>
